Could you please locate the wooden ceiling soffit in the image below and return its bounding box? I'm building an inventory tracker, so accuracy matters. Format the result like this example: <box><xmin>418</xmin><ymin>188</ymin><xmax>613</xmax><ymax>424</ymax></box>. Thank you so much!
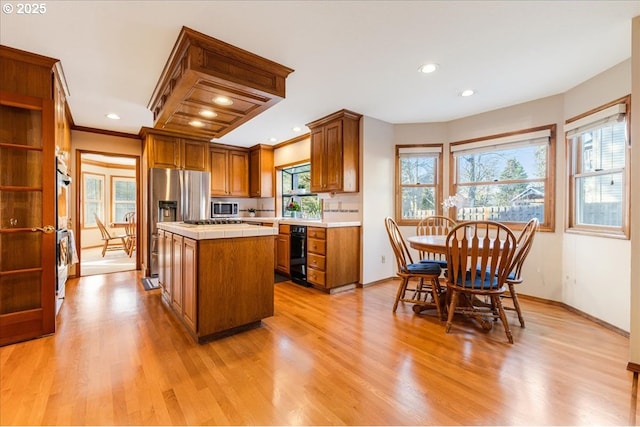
<box><xmin>148</xmin><ymin>26</ymin><xmax>294</xmax><ymax>140</ymax></box>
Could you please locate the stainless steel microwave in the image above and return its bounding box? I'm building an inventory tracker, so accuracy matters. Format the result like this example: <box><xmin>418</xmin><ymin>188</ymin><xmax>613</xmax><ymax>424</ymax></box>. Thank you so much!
<box><xmin>211</xmin><ymin>202</ymin><xmax>238</xmax><ymax>217</ymax></box>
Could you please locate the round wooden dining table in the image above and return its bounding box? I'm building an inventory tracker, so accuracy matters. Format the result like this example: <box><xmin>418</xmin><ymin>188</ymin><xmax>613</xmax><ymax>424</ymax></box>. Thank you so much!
<box><xmin>406</xmin><ymin>235</ymin><xmax>448</xmax><ymax>255</ymax></box>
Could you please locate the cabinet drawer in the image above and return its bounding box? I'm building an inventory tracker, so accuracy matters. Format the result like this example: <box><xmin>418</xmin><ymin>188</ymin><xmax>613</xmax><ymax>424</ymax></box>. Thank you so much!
<box><xmin>279</xmin><ymin>224</ymin><xmax>290</xmax><ymax>234</ymax></box>
<box><xmin>307</xmin><ymin>253</ymin><xmax>326</xmax><ymax>271</ymax></box>
<box><xmin>307</xmin><ymin>267</ymin><xmax>326</xmax><ymax>287</ymax></box>
<box><xmin>308</xmin><ymin>227</ymin><xmax>326</xmax><ymax>239</ymax></box>
<box><xmin>307</xmin><ymin>237</ymin><xmax>326</xmax><ymax>255</ymax></box>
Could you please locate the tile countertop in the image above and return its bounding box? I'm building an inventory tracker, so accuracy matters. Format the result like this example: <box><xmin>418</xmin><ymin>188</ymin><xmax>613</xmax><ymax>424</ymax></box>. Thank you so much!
<box><xmin>240</xmin><ymin>217</ymin><xmax>361</xmax><ymax>228</ymax></box>
<box><xmin>157</xmin><ymin>222</ymin><xmax>278</xmax><ymax>241</ymax></box>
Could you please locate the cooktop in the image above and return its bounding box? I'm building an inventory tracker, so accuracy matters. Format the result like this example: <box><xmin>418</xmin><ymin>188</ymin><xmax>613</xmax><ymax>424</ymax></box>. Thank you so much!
<box><xmin>183</xmin><ymin>218</ymin><xmax>242</xmax><ymax>225</ymax></box>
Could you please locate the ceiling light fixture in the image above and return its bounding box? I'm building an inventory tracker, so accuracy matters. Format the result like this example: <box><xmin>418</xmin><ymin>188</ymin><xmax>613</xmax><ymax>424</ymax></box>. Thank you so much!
<box><xmin>460</xmin><ymin>89</ymin><xmax>475</xmax><ymax>97</ymax></box>
<box><xmin>199</xmin><ymin>109</ymin><xmax>217</xmax><ymax>118</ymax></box>
<box><xmin>213</xmin><ymin>96</ymin><xmax>233</xmax><ymax>106</ymax></box>
<box><xmin>269</xmin><ymin>137</ymin><xmax>277</xmax><ymax>143</ymax></box>
<box><xmin>106</xmin><ymin>113</ymin><xmax>120</xmax><ymax>120</ymax></box>
<box><xmin>189</xmin><ymin>120</ymin><xmax>205</xmax><ymax>127</ymax></box>
<box><xmin>292</xmin><ymin>126</ymin><xmax>302</xmax><ymax>132</ymax></box>
<box><xmin>418</xmin><ymin>63</ymin><xmax>439</xmax><ymax>74</ymax></box>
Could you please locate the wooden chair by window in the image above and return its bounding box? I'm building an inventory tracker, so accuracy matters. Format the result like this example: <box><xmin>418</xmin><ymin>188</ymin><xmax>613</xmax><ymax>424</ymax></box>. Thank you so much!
<box><xmin>384</xmin><ymin>217</ymin><xmax>445</xmax><ymax>319</ymax></box>
<box><xmin>416</xmin><ymin>215</ymin><xmax>456</xmax><ymax>267</ymax></box>
<box><xmin>444</xmin><ymin>220</ymin><xmax>518</xmax><ymax>343</ymax></box>
<box><xmin>123</xmin><ymin>211</ymin><xmax>136</xmax><ymax>257</ymax></box>
<box><xmin>94</xmin><ymin>214</ymin><xmax>128</xmax><ymax>257</ymax></box>
<box><xmin>502</xmin><ymin>217</ymin><xmax>539</xmax><ymax>328</ymax></box>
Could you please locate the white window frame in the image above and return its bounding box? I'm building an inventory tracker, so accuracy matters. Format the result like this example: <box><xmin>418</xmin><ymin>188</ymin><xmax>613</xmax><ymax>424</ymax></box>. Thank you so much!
<box><xmin>566</xmin><ymin>96</ymin><xmax>630</xmax><ymax>239</ymax></box>
<box><xmin>395</xmin><ymin>144</ymin><xmax>443</xmax><ymax>225</ymax></box>
<box><xmin>111</xmin><ymin>176</ymin><xmax>136</xmax><ymax>223</ymax></box>
<box><xmin>82</xmin><ymin>172</ymin><xmax>104</xmax><ymax>228</ymax></box>
<box><xmin>449</xmin><ymin>125</ymin><xmax>556</xmax><ymax>232</ymax></box>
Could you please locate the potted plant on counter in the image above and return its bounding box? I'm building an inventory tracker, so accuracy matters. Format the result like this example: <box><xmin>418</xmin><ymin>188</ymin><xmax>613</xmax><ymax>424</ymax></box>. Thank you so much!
<box><xmin>286</xmin><ymin>199</ymin><xmax>301</xmax><ymax>218</ymax></box>
<box><xmin>248</xmin><ymin>208</ymin><xmax>256</xmax><ymax>217</ymax></box>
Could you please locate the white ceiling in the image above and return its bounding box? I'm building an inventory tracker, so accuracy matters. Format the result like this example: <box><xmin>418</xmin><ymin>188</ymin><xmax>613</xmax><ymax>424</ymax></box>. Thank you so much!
<box><xmin>1</xmin><ymin>1</ymin><xmax>639</xmax><ymax>147</ymax></box>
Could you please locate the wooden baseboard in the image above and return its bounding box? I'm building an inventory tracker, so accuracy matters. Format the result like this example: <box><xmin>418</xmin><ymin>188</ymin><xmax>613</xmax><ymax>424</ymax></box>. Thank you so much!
<box><xmin>360</xmin><ymin>277</ymin><xmax>398</xmax><ymax>288</ymax></box>
<box><xmin>518</xmin><ymin>293</ymin><xmax>629</xmax><ymax>338</ymax></box>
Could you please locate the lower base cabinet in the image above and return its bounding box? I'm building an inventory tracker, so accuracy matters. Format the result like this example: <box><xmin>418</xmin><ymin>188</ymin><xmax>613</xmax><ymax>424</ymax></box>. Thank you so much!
<box><xmin>307</xmin><ymin>226</ymin><xmax>360</xmax><ymax>291</ymax></box>
<box><xmin>275</xmin><ymin>224</ymin><xmax>290</xmax><ymax>275</ymax></box>
<box><xmin>182</xmin><ymin>237</ymin><xmax>197</xmax><ymax>332</ymax></box>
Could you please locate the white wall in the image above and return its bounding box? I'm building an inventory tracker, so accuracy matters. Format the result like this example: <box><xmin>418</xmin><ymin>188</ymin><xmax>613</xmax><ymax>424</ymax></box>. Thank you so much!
<box><xmin>563</xmin><ymin>59</ymin><xmax>632</xmax><ymax>331</ymax></box>
<box><xmin>628</xmin><ymin>16</ymin><xmax>640</xmax><ymax>365</ymax></box>
<box><xmin>361</xmin><ymin>116</ymin><xmax>395</xmax><ymax>284</ymax></box>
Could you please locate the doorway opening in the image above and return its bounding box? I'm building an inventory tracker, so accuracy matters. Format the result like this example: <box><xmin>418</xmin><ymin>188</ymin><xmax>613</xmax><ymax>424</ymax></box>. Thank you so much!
<box><xmin>77</xmin><ymin>151</ymin><xmax>139</xmax><ymax>276</ymax></box>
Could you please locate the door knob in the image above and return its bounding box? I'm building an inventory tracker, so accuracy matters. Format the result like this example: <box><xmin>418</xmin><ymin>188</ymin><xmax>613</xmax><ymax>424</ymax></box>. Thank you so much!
<box><xmin>31</xmin><ymin>225</ymin><xmax>55</xmax><ymax>234</ymax></box>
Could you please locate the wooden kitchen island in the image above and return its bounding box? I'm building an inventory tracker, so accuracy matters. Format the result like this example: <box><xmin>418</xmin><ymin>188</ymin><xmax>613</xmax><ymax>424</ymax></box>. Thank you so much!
<box><xmin>156</xmin><ymin>222</ymin><xmax>277</xmax><ymax>343</ymax></box>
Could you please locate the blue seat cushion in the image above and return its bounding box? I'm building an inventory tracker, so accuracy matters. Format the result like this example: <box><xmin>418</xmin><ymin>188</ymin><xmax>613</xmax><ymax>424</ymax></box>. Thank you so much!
<box><xmin>477</xmin><ymin>266</ymin><xmax>516</xmax><ymax>280</ymax></box>
<box><xmin>406</xmin><ymin>262</ymin><xmax>441</xmax><ymax>275</ymax></box>
<box><xmin>420</xmin><ymin>259</ymin><xmax>448</xmax><ymax>268</ymax></box>
<box><xmin>456</xmin><ymin>270</ymin><xmax>499</xmax><ymax>289</ymax></box>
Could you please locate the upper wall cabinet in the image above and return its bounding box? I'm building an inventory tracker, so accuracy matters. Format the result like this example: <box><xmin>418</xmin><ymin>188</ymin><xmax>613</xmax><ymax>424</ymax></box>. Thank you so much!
<box><xmin>141</xmin><ymin>127</ymin><xmax>209</xmax><ymax>171</ymax></box>
<box><xmin>147</xmin><ymin>26</ymin><xmax>294</xmax><ymax>141</ymax></box>
<box><xmin>210</xmin><ymin>146</ymin><xmax>249</xmax><ymax>197</ymax></box>
<box><xmin>249</xmin><ymin>145</ymin><xmax>274</xmax><ymax>198</ymax></box>
<box><xmin>307</xmin><ymin>109</ymin><xmax>362</xmax><ymax>193</ymax></box>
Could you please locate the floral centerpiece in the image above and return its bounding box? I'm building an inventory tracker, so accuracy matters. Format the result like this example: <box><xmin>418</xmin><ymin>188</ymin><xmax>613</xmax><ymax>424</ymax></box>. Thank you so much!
<box><xmin>286</xmin><ymin>200</ymin><xmax>301</xmax><ymax>212</ymax></box>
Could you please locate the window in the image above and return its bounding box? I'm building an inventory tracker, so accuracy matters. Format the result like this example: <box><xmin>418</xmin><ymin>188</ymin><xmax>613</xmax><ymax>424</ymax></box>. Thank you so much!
<box><xmin>281</xmin><ymin>163</ymin><xmax>321</xmax><ymax>219</ymax></box>
<box><xmin>395</xmin><ymin>145</ymin><xmax>443</xmax><ymax>225</ymax></box>
<box><xmin>566</xmin><ymin>96</ymin><xmax>630</xmax><ymax>238</ymax></box>
<box><xmin>450</xmin><ymin>126</ymin><xmax>555</xmax><ymax>231</ymax></box>
<box><xmin>83</xmin><ymin>173</ymin><xmax>104</xmax><ymax>228</ymax></box>
<box><xmin>112</xmin><ymin>176</ymin><xmax>136</xmax><ymax>223</ymax></box>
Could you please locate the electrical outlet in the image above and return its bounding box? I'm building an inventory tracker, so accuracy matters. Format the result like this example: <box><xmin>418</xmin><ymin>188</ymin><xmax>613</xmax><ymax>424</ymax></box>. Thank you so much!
<box><xmin>381</xmin><ymin>255</ymin><xmax>386</xmax><ymax>264</ymax></box>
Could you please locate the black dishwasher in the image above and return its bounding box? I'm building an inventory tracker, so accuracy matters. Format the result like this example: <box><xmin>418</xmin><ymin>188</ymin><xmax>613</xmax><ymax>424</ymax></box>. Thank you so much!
<box><xmin>289</xmin><ymin>225</ymin><xmax>309</xmax><ymax>286</ymax></box>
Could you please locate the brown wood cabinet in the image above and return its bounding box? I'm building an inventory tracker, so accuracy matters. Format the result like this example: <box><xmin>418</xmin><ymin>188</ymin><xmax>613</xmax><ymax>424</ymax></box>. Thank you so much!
<box><xmin>210</xmin><ymin>147</ymin><xmax>249</xmax><ymax>197</ymax></box>
<box><xmin>307</xmin><ymin>109</ymin><xmax>362</xmax><ymax>193</ymax></box>
<box><xmin>275</xmin><ymin>224</ymin><xmax>290</xmax><ymax>275</ymax></box>
<box><xmin>249</xmin><ymin>145</ymin><xmax>274</xmax><ymax>198</ymax></box>
<box><xmin>306</xmin><ymin>226</ymin><xmax>360</xmax><ymax>292</ymax></box>
<box><xmin>182</xmin><ymin>237</ymin><xmax>198</xmax><ymax>332</ymax></box>
<box><xmin>158</xmin><ymin>230</ymin><xmax>171</xmax><ymax>301</ymax></box>
<box><xmin>171</xmin><ymin>233</ymin><xmax>183</xmax><ymax>313</ymax></box>
<box><xmin>141</xmin><ymin>127</ymin><xmax>209</xmax><ymax>171</ymax></box>
<box><xmin>0</xmin><ymin>45</ymin><xmax>63</xmax><ymax>346</ymax></box>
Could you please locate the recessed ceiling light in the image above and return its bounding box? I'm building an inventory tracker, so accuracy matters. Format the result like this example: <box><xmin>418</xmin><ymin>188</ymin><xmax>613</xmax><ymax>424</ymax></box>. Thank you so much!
<box><xmin>106</xmin><ymin>113</ymin><xmax>120</xmax><ymax>120</ymax></box>
<box><xmin>189</xmin><ymin>120</ymin><xmax>205</xmax><ymax>127</ymax></box>
<box><xmin>213</xmin><ymin>96</ymin><xmax>233</xmax><ymax>106</ymax></box>
<box><xmin>418</xmin><ymin>63</ymin><xmax>439</xmax><ymax>74</ymax></box>
<box><xmin>269</xmin><ymin>137</ymin><xmax>277</xmax><ymax>143</ymax></box>
<box><xmin>460</xmin><ymin>89</ymin><xmax>475</xmax><ymax>97</ymax></box>
<box><xmin>199</xmin><ymin>109</ymin><xmax>217</xmax><ymax>118</ymax></box>
<box><xmin>292</xmin><ymin>126</ymin><xmax>302</xmax><ymax>132</ymax></box>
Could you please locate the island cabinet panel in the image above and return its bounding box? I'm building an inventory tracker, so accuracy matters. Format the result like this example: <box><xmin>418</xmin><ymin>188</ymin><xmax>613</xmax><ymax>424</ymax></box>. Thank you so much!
<box><xmin>307</xmin><ymin>109</ymin><xmax>361</xmax><ymax>193</ymax></box>
<box><xmin>171</xmin><ymin>233</ymin><xmax>183</xmax><ymax>313</ymax></box>
<box><xmin>197</xmin><ymin>236</ymin><xmax>274</xmax><ymax>338</ymax></box>
<box><xmin>307</xmin><ymin>226</ymin><xmax>360</xmax><ymax>292</ymax></box>
<box><xmin>182</xmin><ymin>237</ymin><xmax>198</xmax><ymax>333</ymax></box>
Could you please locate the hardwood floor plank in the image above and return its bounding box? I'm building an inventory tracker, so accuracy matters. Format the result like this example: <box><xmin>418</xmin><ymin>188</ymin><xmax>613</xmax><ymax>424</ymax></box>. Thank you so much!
<box><xmin>0</xmin><ymin>271</ymin><xmax>637</xmax><ymax>425</ymax></box>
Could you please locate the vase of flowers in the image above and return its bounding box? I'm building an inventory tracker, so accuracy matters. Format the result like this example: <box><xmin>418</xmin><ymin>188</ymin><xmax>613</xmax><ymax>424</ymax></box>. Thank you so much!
<box><xmin>248</xmin><ymin>208</ymin><xmax>256</xmax><ymax>217</ymax></box>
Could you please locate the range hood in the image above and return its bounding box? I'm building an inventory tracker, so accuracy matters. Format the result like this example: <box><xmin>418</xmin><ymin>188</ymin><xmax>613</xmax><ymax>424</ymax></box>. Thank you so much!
<box><xmin>148</xmin><ymin>26</ymin><xmax>294</xmax><ymax>140</ymax></box>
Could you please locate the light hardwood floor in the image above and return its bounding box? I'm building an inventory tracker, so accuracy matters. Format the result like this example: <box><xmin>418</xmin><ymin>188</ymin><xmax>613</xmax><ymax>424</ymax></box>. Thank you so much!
<box><xmin>1</xmin><ymin>271</ymin><xmax>637</xmax><ymax>425</ymax></box>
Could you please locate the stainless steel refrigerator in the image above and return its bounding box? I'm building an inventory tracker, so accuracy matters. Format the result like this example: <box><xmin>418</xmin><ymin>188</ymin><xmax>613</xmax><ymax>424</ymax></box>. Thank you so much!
<box><xmin>148</xmin><ymin>168</ymin><xmax>211</xmax><ymax>276</ymax></box>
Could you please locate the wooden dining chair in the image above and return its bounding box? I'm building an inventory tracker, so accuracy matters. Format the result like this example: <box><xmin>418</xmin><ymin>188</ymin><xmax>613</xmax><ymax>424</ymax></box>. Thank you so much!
<box><xmin>444</xmin><ymin>220</ymin><xmax>518</xmax><ymax>343</ymax></box>
<box><xmin>416</xmin><ymin>215</ymin><xmax>456</xmax><ymax>267</ymax></box>
<box><xmin>94</xmin><ymin>214</ymin><xmax>128</xmax><ymax>257</ymax></box>
<box><xmin>502</xmin><ymin>217</ymin><xmax>539</xmax><ymax>327</ymax></box>
<box><xmin>384</xmin><ymin>217</ymin><xmax>445</xmax><ymax>318</ymax></box>
<box><xmin>123</xmin><ymin>211</ymin><xmax>136</xmax><ymax>257</ymax></box>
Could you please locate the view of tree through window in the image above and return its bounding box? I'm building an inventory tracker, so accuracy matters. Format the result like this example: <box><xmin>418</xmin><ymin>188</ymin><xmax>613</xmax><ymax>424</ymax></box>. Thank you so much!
<box><xmin>112</xmin><ymin>177</ymin><xmax>136</xmax><ymax>222</ymax></box>
<box><xmin>281</xmin><ymin>163</ymin><xmax>320</xmax><ymax>219</ymax></box>
<box><xmin>452</xmin><ymin>131</ymin><xmax>552</xmax><ymax>226</ymax></box>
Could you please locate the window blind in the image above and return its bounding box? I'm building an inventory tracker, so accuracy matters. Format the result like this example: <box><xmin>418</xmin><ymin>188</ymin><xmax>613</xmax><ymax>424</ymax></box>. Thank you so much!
<box><xmin>450</xmin><ymin>129</ymin><xmax>551</xmax><ymax>155</ymax></box>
